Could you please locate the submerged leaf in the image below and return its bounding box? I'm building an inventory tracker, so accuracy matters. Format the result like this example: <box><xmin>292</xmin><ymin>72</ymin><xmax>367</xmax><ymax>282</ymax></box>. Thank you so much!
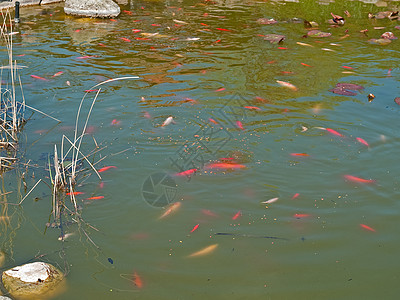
<box><xmin>263</xmin><ymin>34</ymin><xmax>285</xmax><ymax>44</ymax></box>
<box><xmin>257</xmin><ymin>18</ymin><xmax>277</xmax><ymax>25</ymax></box>
<box><xmin>307</xmin><ymin>30</ymin><xmax>331</xmax><ymax>38</ymax></box>
<box><xmin>330</xmin><ymin>88</ymin><xmax>357</xmax><ymax>96</ymax></box>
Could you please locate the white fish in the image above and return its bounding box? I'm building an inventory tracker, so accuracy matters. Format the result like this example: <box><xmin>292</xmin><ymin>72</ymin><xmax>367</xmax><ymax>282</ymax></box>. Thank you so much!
<box><xmin>185</xmin><ymin>37</ymin><xmax>200</xmax><ymax>41</ymax></box>
<box><xmin>261</xmin><ymin>197</ymin><xmax>279</xmax><ymax>204</ymax></box>
<box><xmin>296</xmin><ymin>42</ymin><xmax>314</xmax><ymax>47</ymax></box>
<box><xmin>321</xmin><ymin>48</ymin><xmax>336</xmax><ymax>52</ymax></box>
<box><xmin>301</xmin><ymin>126</ymin><xmax>308</xmax><ymax>132</ymax></box>
<box><xmin>161</xmin><ymin>116</ymin><xmax>175</xmax><ymax>127</ymax></box>
<box><xmin>276</xmin><ymin>80</ymin><xmax>298</xmax><ymax>91</ymax></box>
<box><xmin>173</xmin><ymin>19</ymin><xmax>188</xmax><ymax>24</ymax></box>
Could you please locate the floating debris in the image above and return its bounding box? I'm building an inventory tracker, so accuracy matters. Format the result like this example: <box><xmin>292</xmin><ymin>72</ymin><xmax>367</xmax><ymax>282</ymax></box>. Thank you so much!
<box><xmin>307</xmin><ymin>30</ymin><xmax>332</xmax><ymax>38</ymax></box>
<box><xmin>263</xmin><ymin>34</ymin><xmax>285</xmax><ymax>44</ymax></box>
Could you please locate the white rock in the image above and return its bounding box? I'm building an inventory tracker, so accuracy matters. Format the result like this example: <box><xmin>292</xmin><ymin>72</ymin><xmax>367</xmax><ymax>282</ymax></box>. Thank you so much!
<box><xmin>64</xmin><ymin>0</ymin><xmax>120</xmax><ymax>18</ymax></box>
<box><xmin>4</xmin><ymin>262</ymin><xmax>51</xmax><ymax>283</ymax></box>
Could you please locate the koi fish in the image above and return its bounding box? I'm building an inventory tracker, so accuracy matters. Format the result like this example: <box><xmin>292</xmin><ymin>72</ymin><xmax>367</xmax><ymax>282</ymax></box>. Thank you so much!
<box><xmin>236</xmin><ymin>121</ymin><xmax>244</xmax><ymax>130</ymax></box>
<box><xmin>296</xmin><ymin>42</ymin><xmax>314</xmax><ymax>47</ymax></box>
<box><xmin>301</xmin><ymin>63</ymin><xmax>312</xmax><ymax>67</ymax></box>
<box><xmin>356</xmin><ymin>137</ymin><xmax>369</xmax><ymax>147</ymax></box>
<box><xmin>293</xmin><ymin>213</ymin><xmax>311</xmax><ymax>218</ymax></box>
<box><xmin>254</xmin><ymin>96</ymin><xmax>268</xmax><ymax>103</ymax></box>
<box><xmin>215</xmin><ymin>88</ymin><xmax>225</xmax><ymax>92</ymax></box>
<box><xmin>292</xmin><ymin>193</ymin><xmax>300</xmax><ymax>199</ymax></box>
<box><xmin>120</xmin><ymin>37</ymin><xmax>131</xmax><ymax>42</ymax></box>
<box><xmin>98</xmin><ymin>166</ymin><xmax>117</xmax><ymax>173</ymax></box>
<box><xmin>66</xmin><ymin>191</ymin><xmax>84</xmax><ymax>196</ymax></box>
<box><xmin>261</xmin><ymin>197</ymin><xmax>279</xmax><ymax>204</ymax></box>
<box><xmin>202</xmin><ymin>209</ymin><xmax>218</xmax><ymax>217</ymax></box>
<box><xmin>85</xmin><ymin>89</ymin><xmax>99</xmax><ymax>93</ymax></box>
<box><xmin>290</xmin><ymin>153</ymin><xmax>310</xmax><ymax>157</ymax></box>
<box><xmin>159</xmin><ymin>202</ymin><xmax>181</xmax><ymax>219</ymax></box>
<box><xmin>188</xmin><ymin>244</ymin><xmax>218</xmax><ymax>257</ymax></box>
<box><xmin>111</xmin><ymin>119</ymin><xmax>120</xmax><ymax>125</ymax></box>
<box><xmin>278</xmin><ymin>47</ymin><xmax>288</xmax><ymax>50</ymax></box>
<box><xmin>173</xmin><ymin>19</ymin><xmax>188</xmax><ymax>24</ymax></box>
<box><xmin>76</xmin><ymin>55</ymin><xmax>96</xmax><ymax>59</ymax></box>
<box><xmin>52</xmin><ymin>71</ymin><xmax>64</xmax><ymax>77</ymax></box>
<box><xmin>344</xmin><ymin>175</ymin><xmax>375</xmax><ymax>183</ymax></box>
<box><xmin>31</xmin><ymin>75</ymin><xmax>48</xmax><ymax>81</ymax></box>
<box><xmin>244</xmin><ymin>106</ymin><xmax>261</xmax><ymax>111</ymax></box>
<box><xmin>326</xmin><ymin>128</ymin><xmax>343</xmax><ymax>137</ymax></box>
<box><xmin>208</xmin><ymin>118</ymin><xmax>218</xmax><ymax>125</ymax></box>
<box><xmin>123</xmin><ymin>10</ymin><xmax>133</xmax><ymax>15</ymax></box>
<box><xmin>190</xmin><ymin>224</ymin><xmax>200</xmax><ymax>233</ymax></box>
<box><xmin>232</xmin><ymin>210</ymin><xmax>241</xmax><ymax>220</ymax></box>
<box><xmin>216</xmin><ymin>28</ymin><xmax>231</xmax><ymax>32</ymax></box>
<box><xmin>161</xmin><ymin>116</ymin><xmax>175</xmax><ymax>127</ymax></box>
<box><xmin>175</xmin><ymin>168</ymin><xmax>197</xmax><ymax>177</ymax></box>
<box><xmin>276</xmin><ymin>80</ymin><xmax>298</xmax><ymax>91</ymax></box>
<box><xmin>205</xmin><ymin>163</ymin><xmax>246</xmax><ymax>170</ymax></box>
<box><xmin>98</xmin><ymin>43</ymin><xmax>106</xmax><ymax>47</ymax></box>
<box><xmin>132</xmin><ymin>29</ymin><xmax>141</xmax><ymax>33</ymax></box>
<box><xmin>86</xmin><ymin>196</ymin><xmax>104</xmax><ymax>200</ymax></box>
<box><xmin>360</xmin><ymin>224</ymin><xmax>376</xmax><ymax>232</ymax></box>
<box><xmin>342</xmin><ymin>66</ymin><xmax>353</xmax><ymax>69</ymax></box>
<box><xmin>133</xmin><ymin>272</ymin><xmax>143</xmax><ymax>288</ymax></box>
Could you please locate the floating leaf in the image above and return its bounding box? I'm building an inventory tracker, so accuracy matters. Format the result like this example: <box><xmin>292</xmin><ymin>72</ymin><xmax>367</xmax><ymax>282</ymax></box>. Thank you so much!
<box><xmin>381</xmin><ymin>32</ymin><xmax>397</xmax><ymax>39</ymax></box>
<box><xmin>307</xmin><ymin>30</ymin><xmax>331</xmax><ymax>38</ymax></box>
<box><xmin>263</xmin><ymin>34</ymin><xmax>285</xmax><ymax>44</ymax></box>
<box><xmin>368</xmin><ymin>38</ymin><xmax>391</xmax><ymax>45</ymax></box>
<box><xmin>330</xmin><ymin>88</ymin><xmax>357</xmax><ymax>96</ymax></box>
<box><xmin>257</xmin><ymin>18</ymin><xmax>277</xmax><ymax>25</ymax></box>
<box><xmin>394</xmin><ymin>97</ymin><xmax>400</xmax><ymax>105</ymax></box>
<box><xmin>335</xmin><ymin>83</ymin><xmax>364</xmax><ymax>90</ymax></box>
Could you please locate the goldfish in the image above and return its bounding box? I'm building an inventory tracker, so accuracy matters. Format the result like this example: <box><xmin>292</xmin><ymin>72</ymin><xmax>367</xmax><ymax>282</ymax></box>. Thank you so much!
<box><xmin>175</xmin><ymin>168</ymin><xmax>197</xmax><ymax>177</ymax></box>
<box><xmin>84</xmin><ymin>89</ymin><xmax>99</xmax><ymax>93</ymax></box>
<box><xmin>261</xmin><ymin>197</ymin><xmax>279</xmax><ymax>204</ymax></box>
<box><xmin>159</xmin><ymin>202</ymin><xmax>181</xmax><ymax>219</ymax></box>
<box><xmin>360</xmin><ymin>224</ymin><xmax>376</xmax><ymax>232</ymax></box>
<box><xmin>326</xmin><ymin>128</ymin><xmax>343</xmax><ymax>137</ymax></box>
<box><xmin>120</xmin><ymin>37</ymin><xmax>131</xmax><ymax>42</ymax></box>
<box><xmin>31</xmin><ymin>75</ymin><xmax>48</xmax><ymax>81</ymax></box>
<box><xmin>232</xmin><ymin>210</ymin><xmax>241</xmax><ymax>220</ymax></box>
<box><xmin>301</xmin><ymin>63</ymin><xmax>312</xmax><ymax>67</ymax></box>
<box><xmin>356</xmin><ymin>137</ymin><xmax>369</xmax><ymax>147</ymax></box>
<box><xmin>254</xmin><ymin>96</ymin><xmax>268</xmax><ymax>103</ymax></box>
<box><xmin>276</xmin><ymin>80</ymin><xmax>298</xmax><ymax>91</ymax></box>
<box><xmin>215</xmin><ymin>88</ymin><xmax>225</xmax><ymax>92</ymax></box>
<box><xmin>86</xmin><ymin>196</ymin><xmax>104</xmax><ymax>200</ymax></box>
<box><xmin>98</xmin><ymin>166</ymin><xmax>117</xmax><ymax>173</ymax></box>
<box><xmin>342</xmin><ymin>66</ymin><xmax>353</xmax><ymax>69</ymax></box>
<box><xmin>290</xmin><ymin>153</ymin><xmax>310</xmax><ymax>157</ymax></box>
<box><xmin>190</xmin><ymin>224</ymin><xmax>200</xmax><ymax>233</ymax></box>
<box><xmin>133</xmin><ymin>272</ymin><xmax>143</xmax><ymax>288</ymax></box>
<box><xmin>188</xmin><ymin>244</ymin><xmax>218</xmax><ymax>257</ymax></box>
<box><xmin>208</xmin><ymin>118</ymin><xmax>218</xmax><ymax>125</ymax></box>
<box><xmin>292</xmin><ymin>193</ymin><xmax>300</xmax><ymax>199</ymax></box>
<box><xmin>344</xmin><ymin>175</ymin><xmax>375</xmax><ymax>183</ymax></box>
<box><xmin>216</xmin><ymin>28</ymin><xmax>231</xmax><ymax>32</ymax></box>
<box><xmin>52</xmin><ymin>71</ymin><xmax>64</xmax><ymax>77</ymax></box>
<box><xmin>76</xmin><ymin>55</ymin><xmax>96</xmax><ymax>59</ymax></box>
<box><xmin>293</xmin><ymin>213</ymin><xmax>311</xmax><ymax>218</ymax></box>
<box><xmin>205</xmin><ymin>163</ymin><xmax>246</xmax><ymax>170</ymax></box>
<box><xmin>161</xmin><ymin>116</ymin><xmax>175</xmax><ymax>127</ymax></box>
<box><xmin>111</xmin><ymin>119</ymin><xmax>120</xmax><ymax>125</ymax></box>
<box><xmin>236</xmin><ymin>121</ymin><xmax>244</xmax><ymax>130</ymax></box>
<box><xmin>244</xmin><ymin>106</ymin><xmax>261</xmax><ymax>111</ymax></box>
<box><xmin>296</xmin><ymin>42</ymin><xmax>314</xmax><ymax>47</ymax></box>
<box><xmin>66</xmin><ymin>191</ymin><xmax>84</xmax><ymax>196</ymax></box>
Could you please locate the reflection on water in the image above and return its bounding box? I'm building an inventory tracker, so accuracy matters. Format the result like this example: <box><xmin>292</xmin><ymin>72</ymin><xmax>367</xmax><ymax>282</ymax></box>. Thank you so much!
<box><xmin>1</xmin><ymin>0</ymin><xmax>400</xmax><ymax>299</ymax></box>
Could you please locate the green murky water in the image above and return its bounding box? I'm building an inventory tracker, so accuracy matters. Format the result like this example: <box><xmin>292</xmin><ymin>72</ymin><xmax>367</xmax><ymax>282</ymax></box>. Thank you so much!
<box><xmin>1</xmin><ymin>0</ymin><xmax>400</xmax><ymax>299</ymax></box>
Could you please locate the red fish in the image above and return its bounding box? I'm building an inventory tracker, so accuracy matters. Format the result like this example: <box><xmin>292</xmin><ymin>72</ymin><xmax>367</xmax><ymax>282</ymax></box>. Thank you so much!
<box><xmin>175</xmin><ymin>168</ymin><xmax>197</xmax><ymax>177</ymax></box>
<box><xmin>290</xmin><ymin>153</ymin><xmax>310</xmax><ymax>157</ymax></box>
<box><xmin>132</xmin><ymin>29</ymin><xmax>141</xmax><ymax>33</ymax></box>
<box><xmin>99</xmin><ymin>182</ymin><xmax>105</xmax><ymax>189</ymax></box>
<box><xmin>342</xmin><ymin>66</ymin><xmax>353</xmax><ymax>69</ymax></box>
<box><xmin>254</xmin><ymin>96</ymin><xmax>268</xmax><ymax>103</ymax></box>
<box><xmin>110</xmin><ymin>19</ymin><xmax>117</xmax><ymax>22</ymax></box>
<box><xmin>98</xmin><ymin>166</ymin><xmax>117</xmax><ymax>173</ymax></box>
<box><xmin>200</xmin><ymin>23</ymin><xmax>209</xmax><ymax>26</ymax></box>
<box><xmin>98</xmin><ymin>43</ymin><xmax>106</xmax><ymax>47</ymax></box>
<box><xmin>84</xmin><ymin>89</ymin><xmax>99</xmax><ymax>93</ymax></box>
<box><xmin>356</xmin><ymin>137</ymin><xmax>369</xmax><ymax>147</ymax></box>
<box><xmin>293</xmin><ymin>213</ymin><xmax>311</xmax><ymax>218</ymax></box>
<box><xmin>344</xmin><ymin>175</ymin><xmax>375</xmax><ymax>183</ymax></box>
<box><xmin>244</xmin><ymin>106</ymin><xmax>261</xmax><ymax>111</ymax></box>
<box><xmin>232</xmin><ymin>210</ymin><xmax>241</xmax><ymax>220</ymax></box>
<box><xmin>120</xmin><ymin>37</ymin><xmax>131</xmax><ymax>42</ymax></box>
<box><xmin>86</xmin><ymin>196</ymin><xmax>104</xmax><ymax>200</ymax></box>
<box><xmin>52</xmin><ymin>71</ymin><xmax>64</xmax><ymax>77</ymax></box>
<box><xmin>123</xmin><ymin>10</ymin><xmax>133</xmax><ymax>15</ymax></box>
<box><xmin>111</xmin><ymin>119</ymin><xmax>120</xmax><ymax>125</ymax></box>
<box><xmin>292</xmin><ymin>193</ymin><xmax>300</xmax><ymax>199</ymax></box>
<box><xmin>190</xmin><ymin>224</ymin><xmax>200</xmax><ymax>233</ymax></box>
<box><xmin>360</xmin><ymin>224</ymin><xmax>376</xmax><ymax>232</ymax></box>
<box><xmin>133</xmin><ymin>271</ymin><xmax>143</xmax><ymax>289</ymax></box>
<box><xmin>216</xmin><ymin>28</ymin><xmax>232</xmax><ymax>32</ymax></box>
<box><xmin>278</xmin><ymin>47</ymin><xmax>288</xmax><ymax>50</ymax></box>
<box><xmin>31</xmin><ymin>75</ymin><xmax>48</xmax><ymax>81</ymax></box>
<box><xmin>209</xmin><ymin>118</ymin><xmax>218</xmax><ymax>125</ymax></box>
<box><xmin>66</xmin><ymin>191</ymin><xmax>84</xmax><ymax>196</ymax></box>
<box><xmin>76</xmin><ymin>55</ymin><xmax>96</xmax><ymax>59</ymax></box>
<box><xmin>326</xmin><ymin>128</ymin><xmax>343</xmax><ymax>137</ymax></box>
<box><xmin>205</xmin><ymin>163</ymin><xmax>246</xmax><ymax>170</ymax></box>
<box><xmin>236</xmin><ymin>121</ymin><xmax>244</xmax><ymax>130</ymax></box>
<box><xmin>215</xmin><ymin>88</ymin><xmax>225</xmax><ymax>92</ymax></box>
<box><xmin>301</xmin><ymin>63</ymin><xmax>312</xmax><ymax>67</ymax></box>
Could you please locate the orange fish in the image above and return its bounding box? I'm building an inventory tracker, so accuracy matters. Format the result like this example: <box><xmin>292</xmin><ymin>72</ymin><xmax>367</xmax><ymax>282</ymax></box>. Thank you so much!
<box><xmin>216</xmin><ymin>27</ymin><xmax>231</xmax><ymax>32</ymax></box>
<box><xmin>244</xmin><ymin>106</ymin><xmax>261</xmax><ymax>111</ymax></box>
<box><xmin>276</xmin><ymin>80</ymin><xmax>298</xmax><ymax>91</ymax></box>
<box><xmin>66</xmin><ymin>191</ymin><xmax>84</xmax><ymax>196</ymax></box>
<box><xmin>132</xmin><ymin>271</ymin><xmax>143</xmax><ymax>289</ymax></box>
<box><xmin>190</xmin><ymin>224</ymin><xmax>200</xmax><ymax>233</ymax></box>
<box><xmin>85</xmin><ymin>89</ymin><xmax>99</xmax><ymax>93</ymax></box>
<box><xmin>159</xmin><ymin>202</ymin><xmax>181</xmax><ymax>219</ymax></box>
<box><xmin>205</xmin><ymin>163</ymin><xmax>246</xmax><ymax>170</ymax></box>
<box><xmin>120</xmin><ymin>37</ymin><xmax>131</xmax><ymax>42</ymax></box>
<box><xmin>360</xmin><ymin>224</ymin><xmax>376</xmax><ymax>232</ymax></box>
<box><xmin>202</xmin><ymin>209</ymin><xmax>218</xmax><ymax>217</ymax></box>
<box><xmin>326</xmin><ymin>128</ymin><xmax>343</xmax><ymax>137</ymax></box>
<box><xmin>215</xmin><ymin>87</ymin><xmax>225</xmax><ymax>92</ymax></box>
<box><xmin>236</xmin><ymin>121</ymin><xmax>244</xmax><ymax>130</ymax></box>
<box><xmin>209</xmin><ymin>118</ymin><xmax>218</xmax><ymax>125</ymax></box>
<box><xmin>52</xmin><ymin>71</ymin><xmax>64</xmax><ymax>77</ymax></box>
<box><xmin>342</xmin><ymin>66</ymin><xmax>353</xmax><ymax>69</ymax></box>
<box><xmin>232</xmin><ymin>210</ymin><xmax>241</xmax><ymax>220</ymax></box>
<box><xmin>356</xmin><ymin>137</ymin><xmax>369</xmax><ymax>147</ymax></box>
<box><xmin>111</xmin><ymin>119</ymin><xmax>120</xmax><ymax>125</ymax></box>
<box><xmin>31</xmin><ymin>75</ymin><xmax>48</xmax><ymax>81</ymax></box>
<box><xmin>254</xmin><ymin>96</ymin><xmax>268</xmax><ymax>103</ymax></box>
<box><xmin>292</xmin><ymin>193</ymin><xmax>300</xmax><ymax>199</ymax></box>
<box><xmin>290</xmin><ymin>153</ymin><xmax>310</xmax><ymax>157</ymax></box>
<box><xmin>344</xmin><ymin>175</ymin><xmax>375</xmax><ymax>183</ymax></box>
<box><xmin>293</xmin><ymin>213</ymin><xmax>311</xmax><ymax>218</ymax></box>
<box><xmin>188</xmin><ymin>244</ymin><xmax>218</xmax><ymax>257</ymax></box>
<box><xmin>175</xmin><ymin>168</ymin><xmax>197</xmax><ymax>177</ymax></box>
<box><xmin>301</xmin><ymin>63</ymin><xmax>312</xmax><ymax>67</ymax></box>
<box><xmin>86</xmin><ymin>196</ymin><xmax>104</xmax><ymax>200</ymax></box>
<box><xmin>98</xmin><ymin>166</ymin><xmax>117</xmax><ymax>173</ymax></box>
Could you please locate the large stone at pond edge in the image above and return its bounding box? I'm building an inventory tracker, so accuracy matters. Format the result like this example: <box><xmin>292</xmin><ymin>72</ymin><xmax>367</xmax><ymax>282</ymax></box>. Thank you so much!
<box><xmin>2</xmin><ymin>262</ymin><xmax>64</xmax><ymax>299</ymax></box>
<box><xmin>64</xmin><ymin>0</ymin><xmax>120</xmax><ymax>18</ymax></box>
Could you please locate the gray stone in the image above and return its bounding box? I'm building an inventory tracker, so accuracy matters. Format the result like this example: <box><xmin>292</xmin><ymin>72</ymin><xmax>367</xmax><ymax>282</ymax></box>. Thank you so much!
<box><xmin>2</xmin><ymin>262</ymin><xmax>64</xmax><ymax>299</ymax></box>
<box><xmin>64</xmin><ymin>0</ymin><xmax>120</xmax><ymax>18</ymax></box>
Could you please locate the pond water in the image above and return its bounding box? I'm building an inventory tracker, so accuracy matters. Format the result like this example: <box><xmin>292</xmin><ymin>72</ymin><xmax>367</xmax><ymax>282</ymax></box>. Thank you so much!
<box><xmin>1</xmin><ymin>0</ymin><xmax>400</xmax><ymax>299</ymax></box>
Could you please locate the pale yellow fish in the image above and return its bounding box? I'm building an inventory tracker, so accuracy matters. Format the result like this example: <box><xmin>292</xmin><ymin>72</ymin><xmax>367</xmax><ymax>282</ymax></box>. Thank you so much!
<box><xmin>321</xmin><ymin>48</ymin><xmax>335</xmax><ymax>52</ymax></box>
<box><xmin>342</xmin><ymin>71</ymin><xmax>355</xmax><ymax>74</ymax></box>
<box><xmin>161</xmin><ymin>116</ymin><xmax>175</xmax><ymax>127</ymax></box>
<box><xmin>296</xmin><ymin>42</ymin><xmax>314</xmax><ymax>47</ymax></box>
<box><xmin>261</xmin><ymin>197</ymin><xmax>279</xmax><ymax>204</ymax></box>
<box><xmin>276</xmin><ymin>80</ymin><xmax>298</xmax><ymax>91</ymax></box>
<box><xmin>188</xmin><ymin>244</ymin><xmax>218</xmax><ymax>257</ymax></box>
<box><xmin>173</xmin><ymin>19</ymin><xmax>188</xmax><ymax>24</ymax></box>
<box><xmin>159</xmin><ymin>202</ymin><xmax>181</xmax><ymax>219</ymax></box>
